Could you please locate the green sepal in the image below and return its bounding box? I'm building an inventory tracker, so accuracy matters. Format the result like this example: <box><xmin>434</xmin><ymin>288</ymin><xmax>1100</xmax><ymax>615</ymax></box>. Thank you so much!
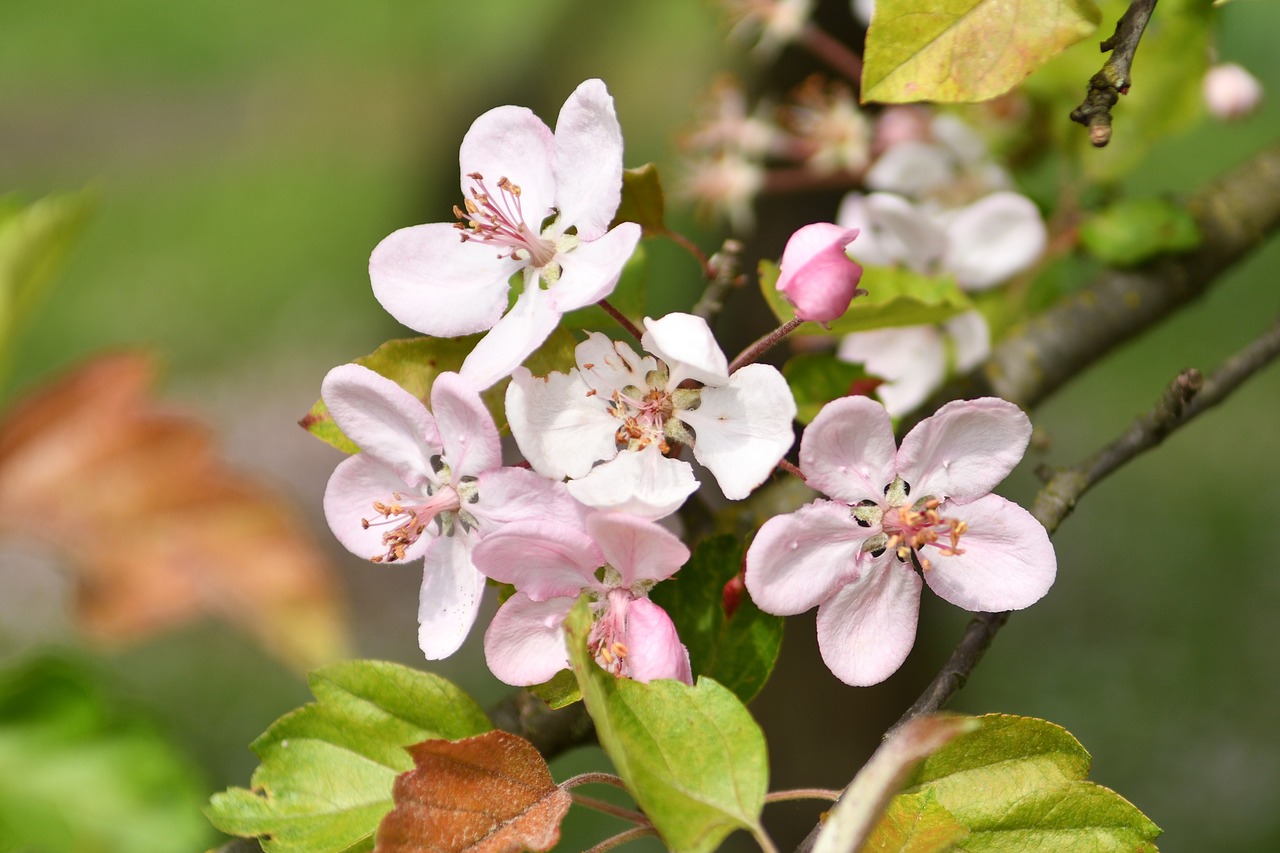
<box><xmin>613</xmin><ymin>163</ymin><xmax>667</xmax><ymax>236</ymax></box>
<box><xmin>205</xmin><ymin>660</ymin><xmax>492</xmax><ymax>853</ymax></box>
<box><xmin>528</xmin><ymin>669</ymin><xmax>582</xmax><ymax>710</ymax></box>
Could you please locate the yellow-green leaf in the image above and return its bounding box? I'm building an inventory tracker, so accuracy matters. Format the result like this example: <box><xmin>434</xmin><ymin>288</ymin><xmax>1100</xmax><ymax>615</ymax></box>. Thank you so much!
<box><xmin>862</xmin><ymin>0</ymin><xmax>1100</xmax><ymax>104</ymax></box>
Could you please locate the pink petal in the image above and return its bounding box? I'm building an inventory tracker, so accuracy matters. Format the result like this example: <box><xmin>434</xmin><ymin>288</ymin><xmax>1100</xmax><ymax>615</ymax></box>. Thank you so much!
<box><xmin>895</xmin><ymin>397</ymin><xmax>1031</xmax><ymax>502</ymax></box>
<box><xmin>460</xmin><ymin>105</ymin><xmax>557</xmax><ymax>226</ymax></box>
<box><xmin>323</xmin><ymin>454</ymin><xmax>432</xmax><ymax>564</ymax></box>
<box><xmin>815</xmin><ymin>559</ymin><xmax>922</xmax><ymax>686</ymax></box>
<box><xmin>369</xmin><ymin>223</ymin><xmax>519</xmax><ymax>337</ymax></box>
<box><xmin>417</xmin><ymin>531</ymin><xmax>486</xmax><ymax>659</ymax></box>
<box><xmin>922</xmin><ymin>494</ymin><xmax>1056</xmax><ymax>612</ymax></box>
<box><xmin>641</xmin><ymin>312</ymin><xmax>730</xmax><ymax>387</ymax></box>
<box><xmin>471</xmin><ymin>521</ymin><xmax>602</xmax><ymax>601</ymax></box>
<box><xmin>468</xmin><ymin>467</ymin><xmax>589</xmax><ymax>532</ymax></box>
<box><xmin>548</xmin><ymin>221</ymin><xmax>641</xmax><ymax>311</ymax></box>
<box><xmin>744</xmin><ymin>501</ymin><xmax>868</xmax><ymax>616</ymax></box>
<box><xmin>587</xmin><ymin>512</ymin><xmax>690</xmax><ymax>587</ymax></box>
<box><xmin>458</xmin><ymin>284</ymin><xmax>564</xmax><ymax>391</ymax></box>
<box><xmin>623</xmin><ymin>598</ymin><xmax>693</xmax><ymax>684</ymax></box>
<box><xmin>800</xmin><ymin>395</ymin><xmax>897</xmax><ymax>504</ymax></box>
<box><xmin>837</xmin><ymin>325</ymin><xmax>946</xmax><ymax>419</ymax></box>
<box><xmin>774</xmin><ymin>223</ymin><xmax>863</xmax><ymax>323</ymax></box>
<box><xmin>506</xmin><ymin>366</ymin><xmax>619</xmax><ymax>480</ymax></box>
<box><xmin>553</xmin><ymin>79</ymin><xmax>624</xmax><ymax>242</ymax></box>
<box><xmin>941</xmin><ymin>192</ymin><xmax>1046</xmax><ymax>290</ymax></box>
<box><xmin>321</xmin><ymin>363</ymin><xmax>439</xmax><ymax>484</ymax></box>
<box><xmin>566</xmin><ymin>445</ymin><xmax>699</xmax><ymax>520</ymax></box>
<box><xmin>484</xmin><ymin>593</ymin><xmax>575</xmax><ymax>686</ymax></box>
<box><xmin>428</xmin><ymin>372</ymin><xmax>501</xmax><ymax>477</ymax></box>
<box><xmin>680</xmin><ymin>363</ymin><xmax>796</xmax><ymax>500</ymax></box>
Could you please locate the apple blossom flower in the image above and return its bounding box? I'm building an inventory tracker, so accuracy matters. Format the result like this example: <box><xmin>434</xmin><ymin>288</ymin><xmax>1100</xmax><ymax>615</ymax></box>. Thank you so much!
<box><xmin>368</xmin><ymin>79</ymin><xmax>642</xmax><ymax>390</ymax></box>
<box><xmin>723</xmin><ymin>0</ymin><xmax>814</xmax><ymax>55</ymax></box>
<box><xmin>775</xmin><ymin>222</ymin><xmax>864</xmax><ymax>322</ymax></box>
<box><xmin>682</xmin><ymin>151</ymin><xmax>765</xmax><ymax>232</ymax></box>
<box><xmin>866</xmin><ymin>113</ymin><xmax>1010</xmax><ymax>205</ymax></box>
<box><xmin>745</xmin><ymin>395</ymin><xmax>1055</xmax><ymax>686</ymax></box>
<box><xmin>475</xmin><ymin>512</ymin><xmax>692</xmax><ymax>686</ymax></box>
<box><xmin>507</xmin><ymin>312</ymin><xmax>797</xmax><ymax>518</ymax></box>
<box><xmin>1203</xmin><ymin>62</ymin><xmax>1263</xmax><ymax>120</ymax></box>
<box><xmin>781</xmin><ymin>77</ymin><xmax>872</xmax><ymax>176</ymax></box>
<box><xmin>321</xmin><ymin>363</ymin><xmax>584</xmax><ymax>659</ymax></box>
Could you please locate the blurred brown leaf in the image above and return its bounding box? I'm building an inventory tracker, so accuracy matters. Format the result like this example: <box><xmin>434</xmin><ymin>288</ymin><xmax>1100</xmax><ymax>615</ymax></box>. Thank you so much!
<box><xmin>0</xmin><ymin>352</ymin><xmax>349</xmax><ymax>668</ymax></box>
<box><xmin>375</xmin><ymin>730</ymin><xmax>572</xmax><ymax>853</ymax></box>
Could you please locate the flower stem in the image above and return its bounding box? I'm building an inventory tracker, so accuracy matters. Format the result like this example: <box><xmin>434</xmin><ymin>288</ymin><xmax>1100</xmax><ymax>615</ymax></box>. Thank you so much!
<box><xmin>729</xmin><ymin>317</ymin><xmax>805</xmax><ymax>373</ymax></box>
<box><xmin>776</xmin><ymin>459</ymin><xmax>806</xmax><ymax>481</ymax></box>
<box><xmin>570</xmin><ymin>792</ymin><xmax>650</xmax><ymax>826</ymax></box>
<box><xmin>665</xmin><ymin>228</ymin><xmax>713</xmax><ymax>279</ymax></box>
<box><xmin>764</xmin><ymin>788</ymin><xmax>840</xmax><ymax>804</ymax></box>
<box><xmin>561</xmin><ymin>771</ymin><xmax>628</xmax><ymax>790</ymax></box>
<box><xmin>584</xmin><ymin>825</ymin><xmax>659</xmax><ymax>853</ymax></box>
<box><xmin>799</xmin><ymin>22</ymin><xmax>864</xmax><ymax>86</ymax></box>
<box><xmin>597</xmin><ymin>298</ymin><xmax>645</xmax><ymax>343</ymax></box>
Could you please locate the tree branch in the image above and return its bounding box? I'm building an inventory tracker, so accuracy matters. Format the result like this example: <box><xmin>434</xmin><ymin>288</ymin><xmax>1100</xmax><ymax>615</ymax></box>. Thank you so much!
<box><xmin>487</xmin><ymin>690</ymin><xmax>595</xmax><ymax>758</ymax></box>
<box><xmin>1070</xmin><ymin>0</ymin><xmax>1159</xmax><ymax>146</ymax></box>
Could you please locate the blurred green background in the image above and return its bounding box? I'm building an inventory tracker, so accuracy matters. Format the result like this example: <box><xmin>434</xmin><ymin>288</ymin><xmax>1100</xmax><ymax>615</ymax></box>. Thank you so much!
<box><xmin>1</xmin><ymin>1</ymin><xmax>1278</xmax><ymax>851</ymax></box>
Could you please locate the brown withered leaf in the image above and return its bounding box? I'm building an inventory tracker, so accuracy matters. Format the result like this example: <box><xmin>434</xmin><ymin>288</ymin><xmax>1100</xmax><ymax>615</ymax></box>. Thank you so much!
<box><xmin>375</xmin><ymin>730</ymin><xmax>573</xmax><ymax>853</ymax></box>
<box><xmin>0</xmin><ymin>352</ymin><xmax>348</xmax><ymax>668</ymax></box>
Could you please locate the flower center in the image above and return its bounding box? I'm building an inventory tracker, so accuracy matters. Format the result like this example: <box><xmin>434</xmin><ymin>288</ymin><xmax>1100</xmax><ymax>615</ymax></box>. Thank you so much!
<box><xmin>360</xmin><ymin>462</ymin><xmax>480</xmax><ymax>563</ymax></box>
<box><xmin>588</xmin><ymin>588</ymin><xmax>634</xmax><ymax>677</ymax></box>
<box><xmin>453</xmin><ymin>172</ymin><xmax>560</xmax><ymax>269</ymax></box>
<box><xmin>854</xmin><ymin>476</ymin><xmax>967</xmax><ymax>571</ymax></box>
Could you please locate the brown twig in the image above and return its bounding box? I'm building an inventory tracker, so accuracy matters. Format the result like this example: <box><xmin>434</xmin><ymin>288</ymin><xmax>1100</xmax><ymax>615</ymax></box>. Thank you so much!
<box><xmin>1070</xmin><ymin>0</ymin><xmax>1160</xmax><ymax>146</ymax></box>
<box><xmin>693</xmin><ymin>238</ymin><xmax>745</xmax><ymax>323</ymax></box>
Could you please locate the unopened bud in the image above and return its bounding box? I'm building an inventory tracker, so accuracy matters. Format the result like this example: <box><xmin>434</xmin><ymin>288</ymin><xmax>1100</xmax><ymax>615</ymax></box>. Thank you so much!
<box><xmin>1204</xmin><ymin>63</ymin><xmax>1263</xmax><ymax>121</ymax></box>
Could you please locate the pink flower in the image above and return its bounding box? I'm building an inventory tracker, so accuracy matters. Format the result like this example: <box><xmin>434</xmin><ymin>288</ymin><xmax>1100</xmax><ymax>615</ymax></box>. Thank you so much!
<box><xmin>775</xmin><ymin>223</ymin><xmax>864</xmax><ymax>323</ymax></box>
<box><xmin>744</xmin><ymin>396</ymin><xmax>1055</xmax><ymax>686</ymax></box>
<box><xmin>1203</xmin><ymin>63</ymin><xmax>1263</xmax><ymax>120</ymax></box>
<box><xmin>369</xmin><ymin>79</ymin><xmax>642</xmax><ymax>390</ymax></box>
<box><xmin>475</xmin><ymin>512</ymin><xmax>692</xmax><ymax>686</ymax></box>
<box><xmin>321</xmin><ymin>364</ymin><xmax>583</xmax><ymax>659</ymax></box>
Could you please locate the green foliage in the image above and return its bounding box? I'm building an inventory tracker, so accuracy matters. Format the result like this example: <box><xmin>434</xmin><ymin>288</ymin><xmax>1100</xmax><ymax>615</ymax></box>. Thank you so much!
<box><xmin>887</xmin><ymin>714</ymin><xmax>1162</xmax><ymax>851</ymax></box>
<box><xmin>649</xmin><ymin>535</ymin><xmax>783</xmax><ymax>704</ymax></box>
<box><xmin>0</xmin><ymin>654</ymin><xmax>211</xmax><ymax>853</ymax></box>
<box><xmin>0</xmin><ymin>191</ymin><xmax>93</xmax><ymax>385</ymax></box>
<box><xmin>528</xmin><ymin>669</ymin><xmax>581</xmax><ymax>710</ymax></box>
<box><xmin>1080</xmin><ymin>197</ymin><xmax>1201</xmax><ymax>266</ymax></box>
<box><xmin>613</xmin><ymin>163</ymin><xmax>667</xmax><ymax>236</ymax></box>
<box><xmin>206</xmin><ymin>660</ymin><xmax>492</xmax><ymax>853</ymax></box>
<box><xmin>301</xmin><ymin>328</ymin><xmax>579</xmax><ymax>453</ymax></box>
<box><xmin>566</xmin><ymin>599</ymin><xmax>768</xmax><ymax>853</ymax></box>
<box><xmin>782</xmin><ymin>351</ymin><xmax>873</xmax><ymax>424</ymax></box>
<box><xmin>863</xmin><ymin>790</ymin><xmax>970</xmax><ymax>852</ymax></box>
<box><xmin>760</xmin><ymin>259</ymin><xmax>972</xmax><ymax>334</ymax></box>
<box><xmin>861</xmin><ymin>0</ymin><xmax>1099</xmax><ymax>103</ymax></box>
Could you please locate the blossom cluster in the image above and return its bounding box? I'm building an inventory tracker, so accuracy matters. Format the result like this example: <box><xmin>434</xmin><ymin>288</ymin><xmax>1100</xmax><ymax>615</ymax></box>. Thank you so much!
<box><xmin>318</xmin><ymin>79</ymin><xmax>1056</xmax><ymax>690</ymax></box>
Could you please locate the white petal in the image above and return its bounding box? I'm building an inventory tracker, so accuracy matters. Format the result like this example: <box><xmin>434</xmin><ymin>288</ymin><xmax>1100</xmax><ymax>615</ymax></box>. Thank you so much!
<box><xmin>941</xmin><ymin>192</ymin><xmax>1046</xmax><ymax>290</ymax></box>
<box><xmin>458</xmin><ymin>284</ymin><xmax>563</xmax><ymax>391</ymax></box>
<box><xmin>321</xmin><ymin>363</ymin><xmax>439</xmax><ymax>484</ymax></box>
<box><xmin>429</xmin><ymin>372</ymin><xmax>501</xmax><ymax>477</ymax></box>
<box><xmin>923</xmin><ymin>494</ymin><xmax>1056</xmax><ymax>612</ymax></box>
<box><xmin>799</xmin><ymin>395</ymin><xmax>897</xmax><ymax>504</ymax></box>
<box><xmin>944</xmin><ymin>310</ymin><xmax>991</xmax><ymax>373</ymax></box>
<box><xmin>548</xmin><ymin>222</ymin><xmax>641</xmax><ymax>311</ymax></box>
<box><xmin>835</xmin><ymin>194</ymin><xmax>896</xmax><ymax>267</ymax></box>
<box><xmin>506</xmin><ymin>367</ymin><xmax>618</xmax><ymax>480</ymax></box>
<box><xmin>837</xmin><ymin>325</ymin><xmax>945</xmax><ymax>418</ymax></box>
<box><xmin>641</xmin><ymin>313</ymin><xmax>730</xmax><ymax>387</ymax></box>
<box><xmin>567</xmin><ymin>446</ymin><xmax>699</xmax><ymax>520</ymax></box>
<box><xmin>680</xmin><ymin>364</ymin><xmax>796</xmax><ymax>499</ymax></box>
<box><xmin>865</xmin><ymin>141</ymin><xmax>953</xmax><ymax>197</ymax></box>
<box><xmin>553</xmin><ymin>79</ymin><xmax>625</xmax><ymax>242</ymax></box>
<box><xmin>484</xmin><ymin>594</ymin><xmax>575</xmax><ymax>686</ymax></box>
<box><xmin>744</xmin><ymin>500</ymin><xmax>868</xmax><ymax>616</ymax></box>
<box><xmin>369</xmin><ymin>223</ymin><xmax>518</xmax><ymax>337</ymax></box>
<box><xmin>460</xmin><ymin>105</ymin><xmax>557</xmax><ymax>225</ymax></box>
<box><xmin>587</xmin><ymin>512</ymin><xmax>689</xmax><ymax>586</ymax></box>
<box><xmin>575</xmin><ymin>333</ymin><xmax>657</xmax><ymax>396</ymax></box>
<box><xmin>896</xmin><ymin>397</ymin><xmax>1031</xmax><ymax>502</ymax></box>
<box><xmin>860</xmin><ymin>193</ymin><xmax>947</xmax><ymax>272</ymax></box>
<box><xmin>815</xmin><ymin>559</ymin><xmax>922</xmax><ymax>686</ymax></box>
<box><xmin>417</xmin><ymin>532</ymin><xmax>486</xmax><ymax>659</ymax></box>
<box><xmin>323</xmin><ymin>455</ymin><xmax>431</xmax><ymax>563</ymax></box>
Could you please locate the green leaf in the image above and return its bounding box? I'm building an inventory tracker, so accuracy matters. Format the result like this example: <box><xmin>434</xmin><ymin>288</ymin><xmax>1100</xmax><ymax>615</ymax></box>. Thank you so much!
<box><xmin>1079</xmin><ymin>197</ymin><xmax>1201</xmax><ymax>267</ymax></box>
<box><xmin>301</xmin><ymin>327</ymin><xmax>578</xmax><ymax>453</ymax></box>
<box><xmin>860</xmin><ymin>790</ymin><xmax>969</xmax><ymax>852</ymax></box>
<box><xmin>0</xmin><ymin>654</ymin><xmax>212</xmax><ymax>853</ymax></box>
<box><xmin>0</xmin><ymin>191</ymin><xmax>94</xmax><ymax>378</ymax></box>
<box><xmin>566</xmin><ymin>599</ymin><xmax>768</xmax><ymax>853</ymax></box>
<box><xmin>613</xmin><ymin>163</ymin><xmax>667</xmax><ymax>236</ymax></box>
<box><xmin>206</xmin><ymin>660</ymin><xmax>492</xmax><ymax>853</ymax></box>
<box><xmin>528</xmin><ymin>669</ymin><xmax>582</xmax><ymax>710</ymax></box>
<box><xmin>759</xmin><ymin>260</ymin><xmax>972</xmax><ymax>335</ymax></box>
<box><xmin>782</xmin><ymin>352</ymin><xmax>873</xmax><ymax>424</ymax></box>
<box><xmin>862</xmin><ymin>0</ymin><xmax>1100</xmax><ymax>103</ymax></box>
<box><xmin>899</xmin><ymin>714</ymin><xmax>1162</xmax><ymax>851</ymax></box>
<box><xmin>649</xmin><ymin>535</ymin><xmax>783</xmax><ymax>704</ymax></box>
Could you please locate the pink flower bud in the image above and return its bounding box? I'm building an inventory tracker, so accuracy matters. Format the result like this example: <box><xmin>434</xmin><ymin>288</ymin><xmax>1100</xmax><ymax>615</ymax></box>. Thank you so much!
<box><xmin>775</xmin><ymin>223</ymin><xmax>863</xmax><ymax>323</ymax></box>
<box><xmin>1203</xmin><ymin>63</ymin><xmax>1263</xmax><ymax>121</ymax></box>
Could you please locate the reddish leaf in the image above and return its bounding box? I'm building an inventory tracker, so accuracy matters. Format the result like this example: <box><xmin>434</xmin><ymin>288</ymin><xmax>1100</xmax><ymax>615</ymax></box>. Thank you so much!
<box><xmin>0</xmin><ymin>352</ymin><xmax>348</xmax><ymax>668</ymax></box>
<box><xmin>375</xmin><ymin>730</ymin><xmax>572</xmax><ymax>853</ymax></box>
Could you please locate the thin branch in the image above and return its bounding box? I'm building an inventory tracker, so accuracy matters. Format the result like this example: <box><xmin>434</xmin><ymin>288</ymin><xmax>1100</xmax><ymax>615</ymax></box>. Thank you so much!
<box><xmin>1070</xmin><ymin>0</ymin><xmax>1159</xmax><ymax>146</ymax></box>
<box><xmin>753</xmin><ymin>825</ymin><xmax>782</xmax><ymax>853</ymax></box>
<box><xmin>798</xmin><ymin>22</ymin><xmax>864</xmax><ymax>86</ymax></box>
<box><xmin>584</xmin><ymin>825</ymin><xmax>660</xmax><ymax>853</ymax></box>
<box><xmin>666</xmin><ymin>227</ymin><xmax>715</xmax><ymax>280</ymax></box>
<box><xmin>486</xmin><ymin>690</ymin><xmax>595</xmax><ymax>758</ymax></box>
<box><xmin>561</xmin><ymin>771</ymin><xmax>628</xmax><ymax>791</ymax></box>
<box><xmin>888</xmin><ymin>315</ymin><xmax>1280</xmax><ymax>734</ymax></box>
<box><xmin>729</xmin><ymin>317</ymin><xmax>805</xmax><ymax>372</ymax></box>
<box><xmin>765</xmin><ymin>788</ymin><xmax>841</xmax><ymax>804</ymax></box>
<box><xmin>597</xmin><ymin>298</ymin><xmax>645</xmax><ymax>343</ymax></box>
<box><xmin>570</xmin><ymin>792</ymin><xmax>651</xmax><ymax>826</ymax></box>
<box><xmin>693</xmin><ymin>238</ymin><xmax>745</xmax><ymax>323</ymax></box>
